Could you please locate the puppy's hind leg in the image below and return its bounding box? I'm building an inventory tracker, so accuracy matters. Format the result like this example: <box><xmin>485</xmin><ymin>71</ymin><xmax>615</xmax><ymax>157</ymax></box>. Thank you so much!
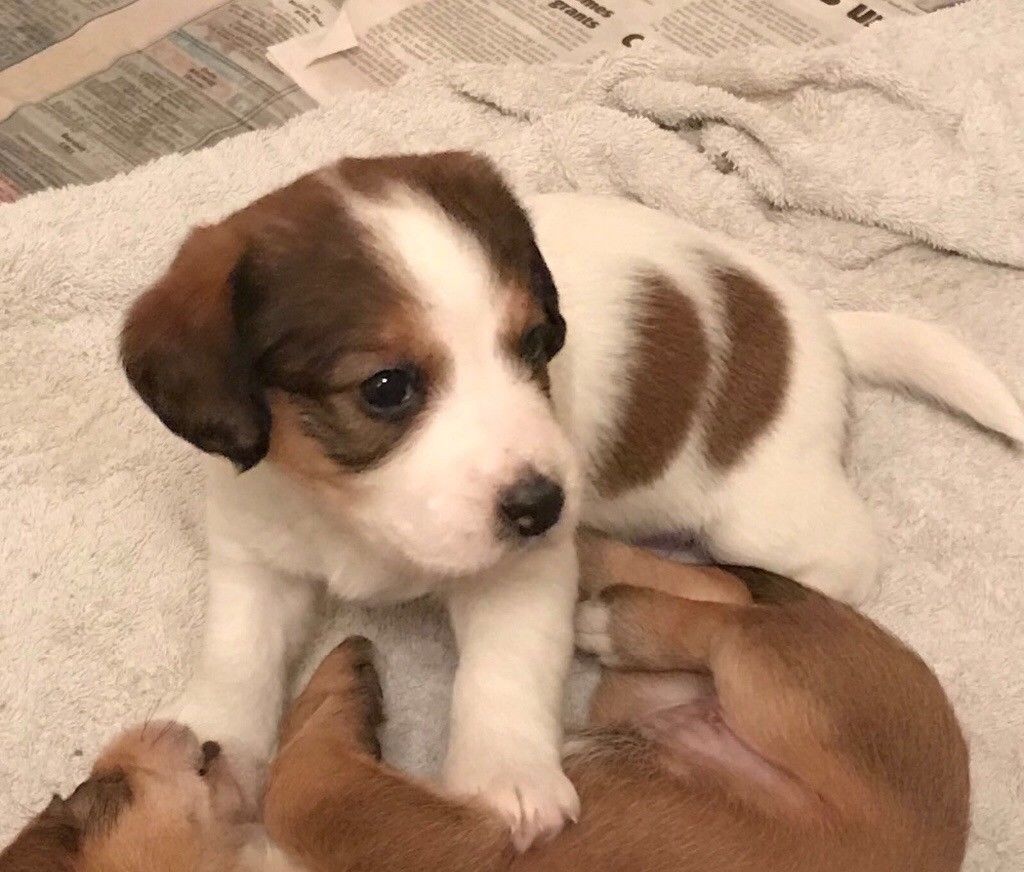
<box><xmin>577</xmin><ymin>577</ymin><xmax>970</xmax><ymax>868</ymax></box>
<box><xmin>704</xmin><ymin>461</ymin><xmax>879</xmax><ymax>604</ymax></box>
<box><xmin>577</xmin><ymin>536</ymin><xmax>744</xmax><ymax>728</ymax></box>
<box><xmin>576</xmin><ymin>583</ymin><xmax>861</xmax><ymax>821</ymax></box>
<box><xmin>578</xmin><ymin>532</ymin><xmax>752</xmax><ymax>605</ymax></box>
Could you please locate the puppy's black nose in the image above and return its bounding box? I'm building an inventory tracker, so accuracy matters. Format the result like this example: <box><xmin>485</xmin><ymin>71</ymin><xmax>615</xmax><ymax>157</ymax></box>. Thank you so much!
<box><xmin>499</xmin><ymin>472</ymin><xmax>564</xmax><ymax>538</ymax></box>
<box><xmin>199</xmin><ymin>741</ymin><xmax>221</xmax><ymax>774</ymax></box>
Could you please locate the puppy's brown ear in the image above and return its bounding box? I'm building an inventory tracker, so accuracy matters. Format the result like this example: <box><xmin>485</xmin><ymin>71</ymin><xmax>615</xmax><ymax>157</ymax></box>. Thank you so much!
<box><xmin>121</xmin><ymin>221</ymin><xmax>270</xmax><ymax>470</ymax></box>
<box><xmin>62</xmin><ymin>770</ymin><xmax>133</xmax><ymax>837</ymax></box>
<box><xmin>0</xmin><ymin>796</ymin><xmax>79</xmax><ymax>872</ymax></box>
<box><xmin>0</xmin><ymin>774</ymin><xmax>134</xmax><ymax>872</ymax></box>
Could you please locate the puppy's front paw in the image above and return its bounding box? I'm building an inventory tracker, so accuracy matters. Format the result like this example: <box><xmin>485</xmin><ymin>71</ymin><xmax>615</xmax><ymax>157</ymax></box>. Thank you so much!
<box><xmin>446</xmin><ymin>761</ymin><xmax>580</xmax><ymax>851</ymax></box>
<box><xmin>575</xmin><ymin>600</ymin><xmax>620</xmax><ymax>666</ymax></box>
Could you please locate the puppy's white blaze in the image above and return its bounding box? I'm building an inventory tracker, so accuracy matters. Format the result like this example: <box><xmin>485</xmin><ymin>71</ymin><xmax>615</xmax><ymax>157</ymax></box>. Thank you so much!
<box><xmin>336</xmin><ymin>188</ymin><xmax>576</xmax><ymax>575</ymax></box>
<box><xmin>352</xmin><ymin>187</ymin><xmax>500</xmax><ymax>323</ymax></box>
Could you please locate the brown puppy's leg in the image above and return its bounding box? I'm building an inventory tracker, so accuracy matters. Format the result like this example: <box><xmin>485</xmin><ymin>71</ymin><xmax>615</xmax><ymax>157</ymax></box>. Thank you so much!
<box><xmin>276</xmin><ymin>636</ymin><xmax>384</xmax><ymax>758</ymax></box>
<box><xmin>577</xmin><ymin>585</ymin><xmax>736</xmax><ymax>672</ymax></box>
<box><xmin>580</xmin><ymin>535</ymin><xmax>747</xmax><ymax>729</ymax></box>
<box><xmin>578</xmin><ymin>532</ymin><xmax>751</xmax><ymax>605</ymax></box>
<box><xmin>577</xmin><ymin>572</ymin><xmax>970</xmax><ymax>869</ymax></box>
<box><xmin>264</xmin><ymin>638</ymin><xmax>510</xmax><ymax>872</ymax></box>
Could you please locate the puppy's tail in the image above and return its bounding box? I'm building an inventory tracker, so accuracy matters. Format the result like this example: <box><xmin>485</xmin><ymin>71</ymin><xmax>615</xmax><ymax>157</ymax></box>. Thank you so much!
<box><xmin>830</xmin><ymin>311</ymin><xmax>1024</xmax><ymax>443</ymax></box>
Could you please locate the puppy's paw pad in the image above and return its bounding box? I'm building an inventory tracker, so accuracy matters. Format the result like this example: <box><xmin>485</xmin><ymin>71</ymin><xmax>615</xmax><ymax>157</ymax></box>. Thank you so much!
<box><xmin>575</xmin><ymin>600</ymin><xmax>618</xmax><ymax>664</ymax></box>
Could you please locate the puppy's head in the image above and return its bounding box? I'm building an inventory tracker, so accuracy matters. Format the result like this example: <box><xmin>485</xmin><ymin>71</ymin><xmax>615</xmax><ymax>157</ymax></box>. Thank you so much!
<box><xmin>0</xmin><ymin>722</ymin><xmax>252</xmax><ymax>872</ymax></box>
<box><xmin>122</xmin><ymin>152</ymin><xmax>577</xmax><ymax>575</ymax></box>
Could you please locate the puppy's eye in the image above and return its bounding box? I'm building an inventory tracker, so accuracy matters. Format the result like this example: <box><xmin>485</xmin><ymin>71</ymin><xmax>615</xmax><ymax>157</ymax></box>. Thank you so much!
<box><xmin>520</xmin><ymin>324</ymin><xmax>553</xmax><ymax>367</ymax></box>
<box><xmin>359</xmin><ymin>367</ymin><xmax>421</xmax><ymax>419</ymax></box>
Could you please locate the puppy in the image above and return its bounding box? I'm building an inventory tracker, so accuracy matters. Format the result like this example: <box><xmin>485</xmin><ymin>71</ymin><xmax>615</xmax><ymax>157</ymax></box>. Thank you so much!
<box><xmin>1</xmin><ymin>538</ymin><xmax>970</xmax><ymax>871</ymax></box>
<box><xmin>118</xmin><ymin>151</ymin><xmax>1016</xmax><ymax>845</ymax></box>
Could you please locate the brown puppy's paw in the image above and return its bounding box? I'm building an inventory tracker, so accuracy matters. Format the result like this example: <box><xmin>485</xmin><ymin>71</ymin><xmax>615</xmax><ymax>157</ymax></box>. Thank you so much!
<box><xmin>280</xmin><ymin>637</ymin><xmax>386</xmax><ymax>756</ymax></box>
<box><xmin>344</xmin><ymin>638</ymin><xmax>385</xmax><ymax>758</ymax></box>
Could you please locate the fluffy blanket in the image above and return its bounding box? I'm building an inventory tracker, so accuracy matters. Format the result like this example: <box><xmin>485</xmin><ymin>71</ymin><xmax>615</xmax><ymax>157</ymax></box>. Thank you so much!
<box><xmin>1</xmin><ymin>1</ymin><xmax>1021</xmax><ymax>866</ymax></box>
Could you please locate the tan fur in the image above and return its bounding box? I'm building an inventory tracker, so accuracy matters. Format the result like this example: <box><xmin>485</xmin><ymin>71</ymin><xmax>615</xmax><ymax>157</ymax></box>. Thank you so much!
<box><xmin>578</xmin><ymin>532</ymin><xmax>751</xmax><ymax>604</ymax></box>
<box><xmin>594</xmin><ymin>273</ymin><xmax>710</xmax><ymax>496</ymax></box>
<box><xmin>586</xmin><ymin>670</ymin><xmax>711</xmax><ymax>729</ymax></box>
<box><xmin>1</xmin><ymin>723</ymin><xmax>254</xmax><ymax>872</ymax></box>
<box><xmin>256</xmin><ymin>564</ymin><xmax>968</xmax><ymax>872</ymax></box>
<box><xmin>265</xmin><ymin>391</ymin><xmax>351</xmax><ymax>489</ymax></box>
<box><xmin>499</xmin><ymin>286</ymin><xmax>555</xmax><ymax>396</ymax></box>
<box><xmin>3</xmin><ymin>544</ymin><xmax>969</xmax><ymax>872</ymax></box>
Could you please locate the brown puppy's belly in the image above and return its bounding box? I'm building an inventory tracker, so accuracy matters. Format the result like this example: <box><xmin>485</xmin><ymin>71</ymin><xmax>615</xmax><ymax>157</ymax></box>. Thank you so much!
<box><xmin>584</xmin><ymin>666</ymin><xmax>821</xmax><ymax>820</ymax></box>
<box><xmin>639</xmin><ymin>698</ymin><xmax>817</xmax><ymax>815</ymax></box>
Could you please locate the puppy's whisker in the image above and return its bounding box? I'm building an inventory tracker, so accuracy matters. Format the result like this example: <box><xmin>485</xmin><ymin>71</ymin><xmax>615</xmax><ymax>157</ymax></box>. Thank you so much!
<box><xmin>140</xmin><ymin>692</ymin><xmax>173</xmax><ymax>741</ymax></box>
<box><xmin>150</xmin><ymin>719</ymin><xmax>177</xmax><ymax>748</ymax></box>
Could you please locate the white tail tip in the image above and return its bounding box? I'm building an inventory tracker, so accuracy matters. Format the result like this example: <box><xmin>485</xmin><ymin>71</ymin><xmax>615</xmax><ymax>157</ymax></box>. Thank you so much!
<box><xmin>830</xmin><ymin>311</ymin><xmax>1024</xmax><ymax>444</ymax></box>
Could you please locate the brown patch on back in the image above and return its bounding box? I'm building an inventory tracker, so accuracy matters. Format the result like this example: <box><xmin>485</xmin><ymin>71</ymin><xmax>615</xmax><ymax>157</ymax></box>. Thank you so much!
<box><xmin>704</xmin><ymin>268</ymin><xmax>791</xmax><ymax>469</ymax></box>
<box><xmin>594</xmin><ymin>272</ymin><xmax>710</xmax><ymax>497</ymax></box>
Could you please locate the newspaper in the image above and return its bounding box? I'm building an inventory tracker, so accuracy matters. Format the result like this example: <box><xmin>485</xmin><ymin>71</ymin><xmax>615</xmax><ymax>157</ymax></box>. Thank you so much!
<box><xmin>268</xmin><ymin>0</ymin><xmax>920</xmax><ymax>102</ymax></box>
<box><xmin>0</xmin><ymin>0</ymin><xmax>338</xmax><ymax>201</ymax></box>
<box><xmin>1</xmin><ymin>0</ymin><xmax>927</xmax><ymax>203</ymax></box>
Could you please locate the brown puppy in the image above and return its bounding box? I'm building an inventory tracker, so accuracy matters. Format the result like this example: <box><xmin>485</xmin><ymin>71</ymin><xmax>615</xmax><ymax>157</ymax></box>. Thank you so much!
<box><xmin>1</xmin><ymin>538</ymin><xmax>969</xmax><ymax>872</ymax></box>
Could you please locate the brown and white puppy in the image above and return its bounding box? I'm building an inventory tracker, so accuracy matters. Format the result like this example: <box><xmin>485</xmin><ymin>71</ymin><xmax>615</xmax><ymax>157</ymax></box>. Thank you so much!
<box><xmin>1</xmin><ymin>539</ymin><xmax>970</xmax><ymax>872</ymax></box>
<box><xmin>118</xmin><ymin>151</ymin><xmax>1016</xmax><ymax>846</ymax></box>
